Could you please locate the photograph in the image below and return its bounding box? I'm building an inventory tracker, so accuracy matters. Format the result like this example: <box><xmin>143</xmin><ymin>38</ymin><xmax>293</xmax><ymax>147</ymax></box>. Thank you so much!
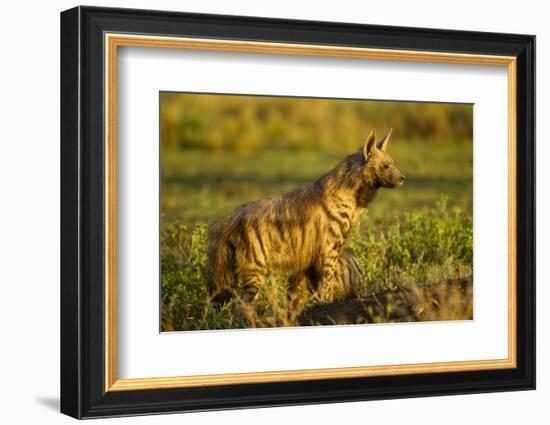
<box><xmin>160</xmin><ymin>92</ymin><xmax>474</xmax><ymax>331</ymax></box>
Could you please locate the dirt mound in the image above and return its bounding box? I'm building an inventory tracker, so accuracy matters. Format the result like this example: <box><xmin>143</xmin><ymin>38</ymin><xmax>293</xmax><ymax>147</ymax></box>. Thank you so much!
<box><xmin>298</xmin><ymin>276</ymin><xmax>473</xmax><ymax>326</ymax></box>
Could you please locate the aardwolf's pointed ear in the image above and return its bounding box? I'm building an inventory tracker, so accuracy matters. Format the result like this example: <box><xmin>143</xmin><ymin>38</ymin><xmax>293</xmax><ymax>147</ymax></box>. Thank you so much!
<box><xmin>363</xmin><ymin>129</ymin><xmax>376</xmax><ymax>160</ymax></box>
<box><xmin>377</xmin><ymin>128</ymin><xmax>393</xmax><ymax>152</ymax></box>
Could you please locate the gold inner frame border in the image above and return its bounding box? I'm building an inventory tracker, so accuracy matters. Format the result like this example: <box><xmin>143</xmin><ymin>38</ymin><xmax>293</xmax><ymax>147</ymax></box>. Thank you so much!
<box><xmin>104</xmin><ymin>33</ymin><xmax>517</xmax><ymax>392</ymax></box>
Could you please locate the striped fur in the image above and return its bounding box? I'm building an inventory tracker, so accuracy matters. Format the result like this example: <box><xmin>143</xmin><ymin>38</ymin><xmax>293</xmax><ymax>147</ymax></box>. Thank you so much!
<box><xmin>288</xmin><ymin>247</ymin><xmax>364</xmax><ymax>308</ymax></box>
<box><xmin>207</xmin><ymin>129</ymin><xmax>405</xmax><ymax>305</ymax></box>
<box><xmin>333</xmin><ymin>247</ymin><xmax>364</xmax><ymax>299</ymax></box>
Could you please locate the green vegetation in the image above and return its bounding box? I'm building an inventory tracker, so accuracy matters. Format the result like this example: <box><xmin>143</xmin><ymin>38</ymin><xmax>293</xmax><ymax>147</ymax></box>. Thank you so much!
<box><xmin>161</xmin><ymin>92</ymin><xmax>472</xmax><ymax>153</ymax></box>
<box><xmin>161</xmin><ymin>200</ymin><xmax>472</xmax><ymax>331</ymax></box>
<box><xmin>159</xmin><ymin>93</ymin><xmax>473</xmax><ymax>331</ymax></box>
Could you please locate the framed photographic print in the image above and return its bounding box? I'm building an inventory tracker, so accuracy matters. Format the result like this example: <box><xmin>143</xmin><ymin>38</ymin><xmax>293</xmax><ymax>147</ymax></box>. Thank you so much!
<box><xmin>60</xmin><ymin>6</ymin><xmax>535</xmax><ymax>419</ymax></box>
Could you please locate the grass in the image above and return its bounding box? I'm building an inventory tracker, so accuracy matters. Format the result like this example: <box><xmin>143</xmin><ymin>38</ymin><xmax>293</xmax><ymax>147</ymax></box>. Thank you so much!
<box><xmin>160</xmin><ymin>139</ymin><xmax>473</xmax><ymax>331</ymax></box>
<box><xmin>161</xmin><ymin>199</ymin><xmax>473</xmax><ymax>331</ymax></box>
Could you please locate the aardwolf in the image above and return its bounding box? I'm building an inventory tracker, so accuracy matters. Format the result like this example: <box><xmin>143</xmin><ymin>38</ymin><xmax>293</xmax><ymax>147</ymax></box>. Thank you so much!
<box><xmin>207</xmin><ymin>129</ymin><xmax>405</xmax><ymax>305</ymax></box>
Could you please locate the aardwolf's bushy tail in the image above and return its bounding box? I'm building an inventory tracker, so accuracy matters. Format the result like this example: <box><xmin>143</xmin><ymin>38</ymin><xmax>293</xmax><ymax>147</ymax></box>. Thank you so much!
<box><xmin>206</xmin><ymin>223</ymin><xmax>236</xmax><ymax>304</ymax></box>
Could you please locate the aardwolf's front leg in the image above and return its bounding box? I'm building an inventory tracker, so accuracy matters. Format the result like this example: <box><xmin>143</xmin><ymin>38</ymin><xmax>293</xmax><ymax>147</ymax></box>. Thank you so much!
<box><xmin>317</xmin><ymin>252</ymin><xmax>338</xmax><ymax>301</ymax></box>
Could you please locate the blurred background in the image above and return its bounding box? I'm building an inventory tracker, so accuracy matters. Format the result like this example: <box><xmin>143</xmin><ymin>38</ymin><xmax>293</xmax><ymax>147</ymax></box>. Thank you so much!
<box><xmin>160</xmin><ymin>92</ymin><xmax>472</xmax><ymax>229</ymax></box>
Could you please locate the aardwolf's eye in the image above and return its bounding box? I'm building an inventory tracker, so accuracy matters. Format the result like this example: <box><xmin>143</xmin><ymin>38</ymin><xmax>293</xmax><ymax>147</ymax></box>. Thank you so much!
<box><xmin>383</xmin><ymin>163</ymin><xmax>390</xmax><ymax>169</ymax></box>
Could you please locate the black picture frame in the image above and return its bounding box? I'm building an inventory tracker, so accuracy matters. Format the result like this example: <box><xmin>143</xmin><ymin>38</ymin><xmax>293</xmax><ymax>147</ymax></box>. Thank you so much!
<box><xmin>60</xmin><ymin>5</ymin><xmax>535</xmax><ymax>419</ymax></box>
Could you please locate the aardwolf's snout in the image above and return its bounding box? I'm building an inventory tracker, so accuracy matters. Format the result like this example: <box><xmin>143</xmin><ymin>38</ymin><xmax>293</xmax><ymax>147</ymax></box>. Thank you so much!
<box><xmin>399</xmin><ymin>174</ymin><xmax>406</xmax><ymax>185</ymax></box>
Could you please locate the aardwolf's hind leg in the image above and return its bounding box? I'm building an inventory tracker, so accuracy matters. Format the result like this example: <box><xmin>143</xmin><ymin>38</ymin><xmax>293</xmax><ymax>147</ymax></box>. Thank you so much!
<box><xmin>288</xmin><ymin>266</ymin><xmax>322</xmax><ymax>310</ymax></box>
<box><xmin>240</xmin><ymin>270</ymin><xmax>266</xmax><ymax>303</ymax></box>
<box><xmin>210</xmin><ymin>288</ymin><xmax>235</xmax><ymax>305</ymax></box>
